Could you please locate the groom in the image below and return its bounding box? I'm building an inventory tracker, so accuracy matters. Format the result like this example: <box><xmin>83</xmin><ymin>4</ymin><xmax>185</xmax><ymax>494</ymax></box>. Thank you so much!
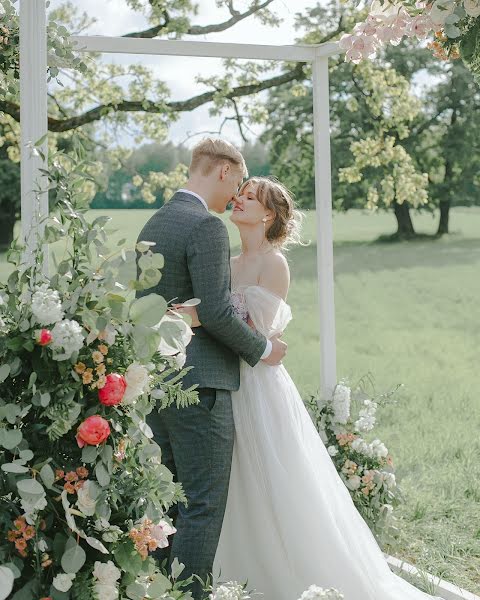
<box><xmin>136</xmin><ymin>138</ymin><xmax>287</xmax><ymax>598</ymax></box>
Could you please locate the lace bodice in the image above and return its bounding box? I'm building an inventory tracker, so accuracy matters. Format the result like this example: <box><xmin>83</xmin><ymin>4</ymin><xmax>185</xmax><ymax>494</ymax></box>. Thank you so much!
<box><xmin>231</xmin><ymin>285</ymin><xmax>292</xmax><ymax>337</ymax></box>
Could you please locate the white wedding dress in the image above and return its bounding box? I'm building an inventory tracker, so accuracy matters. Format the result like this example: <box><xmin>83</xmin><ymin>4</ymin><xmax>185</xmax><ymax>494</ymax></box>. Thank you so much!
<box><xmin>213</xmin><ymin>285</ymin><xmax>441</xmax><ymax>600</ymax></box>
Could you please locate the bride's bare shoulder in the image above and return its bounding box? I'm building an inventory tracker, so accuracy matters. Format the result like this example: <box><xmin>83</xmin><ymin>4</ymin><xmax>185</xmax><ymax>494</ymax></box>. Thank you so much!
<box><xmin>259</xmin><ymin>251</ymin><xmax>290</xmax><ymax>300</ymax></box>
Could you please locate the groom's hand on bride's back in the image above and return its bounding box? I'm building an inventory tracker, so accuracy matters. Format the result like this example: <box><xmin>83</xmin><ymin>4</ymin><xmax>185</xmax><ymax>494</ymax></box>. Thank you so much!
<box><xmin>262</xmin><ymin>333</ymin><xmax>287</xmax><ymax>366</ymax></box>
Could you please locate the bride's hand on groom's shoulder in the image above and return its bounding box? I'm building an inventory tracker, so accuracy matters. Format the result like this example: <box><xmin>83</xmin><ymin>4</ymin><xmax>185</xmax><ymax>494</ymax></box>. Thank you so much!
<box><xmin>263</xmin><ymin>333</ymin><xmax>287</xmax><ymax>366</ymax></box>
<box><xmin>172</xmin><ymin>304</ymin><xmax>202</xmax><ymax>327</ymax></box>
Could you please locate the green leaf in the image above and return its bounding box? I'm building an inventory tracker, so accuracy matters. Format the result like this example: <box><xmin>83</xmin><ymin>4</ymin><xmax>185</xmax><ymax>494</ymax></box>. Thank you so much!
<box><xmin>114</xmin><ymin>540</ymin><xmax>143</xmax><ymax>575</ymax></box>
<box><xmin>61</xmin><ymin>538</ymin><xmax>86</xmax><ymax>574</ymax></box>
<box><xmin>81</xmin><ymin>445</ymin><xmax>98</xmax><ymax>464</ymax></box>
<box><xmin>148</xmin><ymin>573</ymin><xmax>172</xmax><ymax>597</ymax></box>
<box><xmin>126</xmin><ymin>583</ymin><xmax>147</xmax><ymax>600</ymax></box>
<box><xmin>1</xmin><ymin>463</ymin><xmax>30</xmax><ymax>474</ymax></box>
<box><xmin>130</xmin><ymin>294</ymin><xmax>167</xmax><ymax>327</ymax></box>
<box><xmin>40</xmin><ymin>464</ymin><xmax>55</xmax><ymax>489</ymax></box>
<box><xmin>0</xmin><ymin>363</ymin><xmax>11</xmax><ymax>382</ymax></box>
<box><xmin>11</xmin><ymin>579</ymin><xmax>39</xmax><ymax>600</ymax></box>
<box><xmin>94</xmin><ymin>462</ymin><xmax>110</xmax><ymax>487</ymax></box>
<box><xmin>170</xmin><ymin>556</ymin><xmax>184</xmax><ymax>579</ymax></box>
<box><xmin>17</xmin><ymin>478</ymin><xmax>45</xmax><ymax>498</ymax></box>
<box><xmin>136</xmin><ymin>240</ymin><xmax>156</xmax><ymax>253</ymax></box>
<box><xmin>0</xmin><ymin>428</ymin><xmax>23</xmax><ymax>450</ymax></box>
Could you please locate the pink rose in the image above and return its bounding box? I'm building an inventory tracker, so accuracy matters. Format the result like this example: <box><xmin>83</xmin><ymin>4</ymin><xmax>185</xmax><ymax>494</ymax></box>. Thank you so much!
<box><xmin>36</xmin><ymin>329</ymin><xmax>52</xmax><ymax>346</ymax></box>
<box><xmin>98</xmin><ymin>373</ymin><xmax>126</xmax><ymax>406</ymax></box>
<box><xmin>76</xmin><ymin>415</ymin><xmax>110</xmax><ymax>448</ymax></box>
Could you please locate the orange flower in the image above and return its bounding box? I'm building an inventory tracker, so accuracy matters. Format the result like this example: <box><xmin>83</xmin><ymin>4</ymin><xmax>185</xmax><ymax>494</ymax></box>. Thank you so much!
<box><xmin>74</xmin><ymin>480</ymin><xmax>85</xmax><ymax>492</ymax></box>
<box><xmin>14</xmin><ymin>517</ymin><xmax>26</xmax><ymax>531</ymax></box>
<box><xmin>15</xmin><ymin>538</ymin><xmax>27</xmax><ymax>551</ymax></box>
<box><xmin>98</xmin><ymin>344</ymin><xmax>109</xmax><ymax>355</ymax></box>
<box><xmin>7</xmin><ymin>530</ymin><xmax>18</xmax><ymax>542</ymax></box>
<box><xmin>92</xmin><ymin>351</ymin><xmax>104</xmax><ymax>364</ymax></box>
<box><xmin>23</xmin><ymin>526</ymin><xmax>35</xmax><ymax>540</ymax></box>
<box><xmin>55</xmin><ymin>469</ymin><xmax>65</xmax><ymax>480</ymax></box>
<box><xmin>97</xmin><ymin>375</ymin><xmax>107</xmax><ymax>389</ymax></box>
<box><xmin>76</xmin><ymin>466</ymin><xmax>89</xmax><ymax>478</ymax></box>
<box><xmin>74</xmin><ymin>362</ymin><xmax>86</xmax><ymax>374</ymax></box>
<box><xmin>82</xmin><ymin>371</ymin><xmax>94</xmax><ymax>385</ymax></box>
<box><xmin>65</xmin><ymin>471</ymin><xmax>78</xmax><ymax>482</ymax></box>
<box><xmin>41</xmin><ymin>558</ymin><xmax>53</xmax><ymax>568</ymax></box>
<box><xmin>96</xmin><ymin>363</ymin><xmax>106</xmax><ymax>376</ymax></box>
<box><xmin>64</xmin><ymin>482</ymin><xmax>76</xmax><ymax>494</ymax></box>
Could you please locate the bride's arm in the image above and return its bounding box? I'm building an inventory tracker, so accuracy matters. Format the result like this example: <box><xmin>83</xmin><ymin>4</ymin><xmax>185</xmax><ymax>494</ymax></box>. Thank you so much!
<box><xmin>258</xmin><ymin>252</ymin><xmax>290</xmax><ymax>301</ymax></box>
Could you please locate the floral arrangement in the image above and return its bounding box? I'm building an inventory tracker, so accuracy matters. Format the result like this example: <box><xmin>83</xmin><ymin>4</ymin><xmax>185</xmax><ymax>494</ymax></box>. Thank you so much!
<box><xmin>207</xmin><ymin>582</ymin><xmax>344</xmax><ymax>600</ymax></box>
<box><xmin>0</xmin><ymin>150</ymin><xmax>199</xmax><ymax>599</ymax></box>
<box><xmin>340</xmin><ymin>0</ymin><xmax>480</xmax><ymax>83</ymax></box>
<box><xmin>306</xmin><ymin>381</ymin><xmax>403</xmax><ymax>540</ymax></box>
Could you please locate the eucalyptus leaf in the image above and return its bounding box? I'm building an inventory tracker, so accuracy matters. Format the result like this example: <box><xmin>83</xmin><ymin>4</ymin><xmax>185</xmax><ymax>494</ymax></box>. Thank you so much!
<box><xmin>136</xmin><ymin>240</ymin><xmax>156</xmax><ymax>253</ymax></box>
<box><xmin>130</xmin><ymin>294</ymin><xmax>168</xmax><ymax>327</ymax></box>
<box><xmin>0</xmin><ymin>429</ymin><xmax>22</xmax><ymax>450</ymax></box>
<box><xmin>149</xmin><ymin>572</ymin><xmax>172</xmax><ymax>597</ymax></box>
<box><xmin>61</xmin><ymin>538</ymin><xmax>86</xmax><ymax>574</ymax></box>
<box><xmin>1</xmin><ymin>463</ymin><xmax>29</xmax><ymax>474</ymax></box>
<box><xmin>40</xmin><ymin>464</ymin><xmax>55</xmax><ymax>489</ymax></box>
<box><xmin>126</xmin><ymin>583</ymin><xmax>148</xmax><ymax>600</ymax></box>
<box><xmin>0</xmin><ymin>567</ymin><xmax>14</xmax><ymax>599</ymax></box>
<box><xmin>95</xmin><ymin>462</ymin><xmax>111</xmax><ymax>487</ymax></box>
<box><xmin>17</xmin><ymin>478</ymin><xmax>44</xmax><ymax>497</ymax></box>
<box><xmin>0</xmin><ymin>364</ymin><xmax>11</xmax><ymax>383</ymax></box>
<box><xmin>81</xmin><ymin>445</ymin><xmax>98</xmax><ymax>464</ymax></box>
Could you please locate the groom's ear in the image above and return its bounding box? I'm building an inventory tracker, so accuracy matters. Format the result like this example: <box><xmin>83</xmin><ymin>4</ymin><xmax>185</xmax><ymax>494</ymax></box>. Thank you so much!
<box><xmin>219</xmin><ymin>163</ymin><xmax>231</xmax><ymax>180</ymax></box>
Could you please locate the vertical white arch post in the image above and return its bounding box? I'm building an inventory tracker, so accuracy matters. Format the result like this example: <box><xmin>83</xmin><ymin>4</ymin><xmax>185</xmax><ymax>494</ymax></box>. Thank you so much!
<box><xmin>20</xmin><ymin>0</ymin><xmax>49</xmax><ymax>270</ymax></box>
<box><xmin>312</xmin><ymin>54</ymin><xmax>337</xmax><ymax>402</ymax></box>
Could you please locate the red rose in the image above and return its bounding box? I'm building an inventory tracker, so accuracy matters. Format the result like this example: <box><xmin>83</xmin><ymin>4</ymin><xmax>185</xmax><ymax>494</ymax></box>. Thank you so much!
<box><xmin>36</xmin><ymin>329</ymin><xmax>52</xmax><ymax>346</ymax></box>
<box><xmin>76</xmin><ymin>415</ymin><xmax>110</xmax><ymax>448</ymax></box>
<box><xmin>98</xmin><ymin>373</ymin><xmax>126</xmax><ymax>406</ymax></box>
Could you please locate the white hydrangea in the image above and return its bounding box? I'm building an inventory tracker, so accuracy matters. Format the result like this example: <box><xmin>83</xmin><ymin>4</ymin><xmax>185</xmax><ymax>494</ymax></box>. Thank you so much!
<box><xmin>53</xmin><ymin>572</ymin><xmax>76</xmax><ymax>592</ymax></box>
<box><xmin>370</xmin><ymin>439</ymin><xmax>388</xmax><ymax>458</ymax></box>
<box><xmin>93</xmin><ymin>561</ymin><xmax>121</xmax><ymax>600</ymax></box>
<box><xmin>93</xmin><ymin>561</ymin><xmax>121</xmax><ymax>585</ymax></box>
<box><xmin>354</xmin><ymin>399</ymin><xmax>377</xmax><ymax>432</ymax></box>
<box><xmin>383</xmin><ymin>472</ymin><xmax>396</xmax><ymax>489</ymax></box>
<box><xmin>327</xmin><ymin>446</ymin><xmax>338</xmax><ymax>457</ymax></box>
<box><xmin>344</xmin><ymin>475</ymin><xmax>361</xmax><ymax>491</ymax></box>
<box><xmin>209</xmin><ymin>582</ymin><xmax>251</xmax><ymax>600</ymax></box>
<box><xmin>332</xmin><ymin>384</ymin><xmax>351</xmax><ymax>424</ymax></box>
<box><xmin>51</xmin><ymin>319</ymin><xmax>84</xmax><ymax>359</ymax></box>
<box><xmin>298</xmin><ymin>584</ymin><xmax>344</xmax><ymax>600</ymax></box>
<box><xmin>31</xmin><ymin>283</ymin><xmax>64</xmax><ymax>325</ymax></box>
<box><xmin>123</xmin><ymin>363</ymin><xmax>150</xmax><ymax>404</ymax></box>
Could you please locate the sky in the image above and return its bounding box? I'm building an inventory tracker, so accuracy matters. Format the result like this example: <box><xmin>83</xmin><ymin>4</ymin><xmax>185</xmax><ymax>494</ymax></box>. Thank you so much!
<box><xmin>48</xmin><ymin>0</ymin><xmax>329</xmax><ymax>147</ymax></box>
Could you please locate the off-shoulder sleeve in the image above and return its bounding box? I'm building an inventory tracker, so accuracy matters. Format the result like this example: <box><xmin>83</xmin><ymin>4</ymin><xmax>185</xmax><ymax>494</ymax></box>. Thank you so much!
<box><xmin>243</xmin><ymin>286</ymin><xmax>292</xmax><ymax>338</ymax></box>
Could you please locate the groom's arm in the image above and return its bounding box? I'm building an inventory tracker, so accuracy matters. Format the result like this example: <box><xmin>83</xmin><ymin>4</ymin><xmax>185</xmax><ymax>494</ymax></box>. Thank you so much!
<box><xmin>186</xmin><ymin>215</ymin><xmax>268</xmax><ymax>367</ymax></box>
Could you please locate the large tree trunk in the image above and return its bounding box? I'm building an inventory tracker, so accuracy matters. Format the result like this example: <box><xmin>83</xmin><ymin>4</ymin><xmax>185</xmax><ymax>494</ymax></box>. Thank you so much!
<box><xmin>437</xmin><ymin>107</ymin><xmax>457</xmax><ymax>236</ymax></box>
<box><xmin>437</xmin><ymin>199</ymin><xmax>450</xmax><ymax>235</ymax></box>
<box><xmin>393</xmin><ymin>201</ymin><xmax>416</xmax><ymax>237</ymax></box>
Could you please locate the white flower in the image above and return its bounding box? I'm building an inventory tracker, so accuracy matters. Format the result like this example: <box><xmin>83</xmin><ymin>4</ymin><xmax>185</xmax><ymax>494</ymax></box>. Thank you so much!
<box><xmin>123</xmin><ymin>363</ymin><xmax>150</xmax><ymax>404</ymax></box>
<box><xmin>463</xmin><ymin>0</ymin><xmax>480</xmax><ymax>17</ymax></box>
<box><xmin>355</xmin><ymin>414</ymin><xmax>376</xmax><ymax>432</ymax></box>
<box><xmin>0</xmin><ymin>317</ymin><xmax>5</xmax><ymax>329</ymax></box>
<box><xmin>76</xmin><ymin>480</ymin><xmax>98</xmax><ymax>516</ymax></box>
<box><xmin>210</xmin><ymin>581</ymin><xmax>250</xmax><ymax>600</ymax></box>
<box><xmin>370</xmin><ymin>439</ymin><xmax>388</xmax><ymax>458</ymax></box>
<box><xmin>150</xmin><ymin>520</ymin><xmax>177</xmax><ymax>549</ymax></box>
<box><xmin>345</xmin><ymin>475</ymin><xmax>361</xmax><ymax>491</ymax></box>
<box><xmin>383</xmin><ymin>472</ymin><xmax>396</xmax><ymax>489</ymax></box>
<box><xmin>93</xmin><ymin>560</ymin><xmax>121</xmax><ymax>585</ymax></box>
<box><xmin>173</xmin><ymin>352</ymin><xmax>186</xmax><ymax>369</ymax></box>
<box><xmin>51</xmin><ymin>319</ymin><xmax>84</xmax><ymax>359</ymax></box>
<box><xmin>31</xmin><ymin>284</ymin><xmax>64</xmax><ymax>325</ymax></box>
<box><xmin>94</xmin><ymin>583</ymin><xmax>118</xmax><ymax>600</ymax></box>
<box><xmin>298</xmin><ymin>584</ymin><xmax>344</xmax><ymax>600</ymax></box>
<box><xmin>327</xmin><ymin>446</ymin><xmax>338</xmax><ymax>457</ymax></box>
<box><xmin>21</xmin><ymin>495</ymin><xmax>47</xmax><ymax>524</ymax></box>
<box><xmin>53</xmin><ymin>572</ymin><xmax>76</xmax><ymax>592</ymax></box>
<box><xmin>156</xmin><ymin>313</ymin><xmax>193</xmax><ymax>356</ymax></box>
<box><xmin>332</xmin><ymin>384</ymin><xmax>351</xmax><ymax>424</ymax></box>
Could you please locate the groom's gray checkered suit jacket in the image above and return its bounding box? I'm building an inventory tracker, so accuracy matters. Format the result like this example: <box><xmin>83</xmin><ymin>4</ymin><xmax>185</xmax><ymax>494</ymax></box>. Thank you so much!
<box><xmin>136</xmin><ymin>191</ymin><xmax>267</xmax><ymax>390</ymax></box>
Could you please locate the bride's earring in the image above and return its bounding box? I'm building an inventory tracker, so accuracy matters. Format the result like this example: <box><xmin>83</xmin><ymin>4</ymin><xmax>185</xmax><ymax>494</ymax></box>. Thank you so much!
<box><xmin>262</xmin><ymin>217</ymin><xmax>268</xmax><ymax>223</ymax></box>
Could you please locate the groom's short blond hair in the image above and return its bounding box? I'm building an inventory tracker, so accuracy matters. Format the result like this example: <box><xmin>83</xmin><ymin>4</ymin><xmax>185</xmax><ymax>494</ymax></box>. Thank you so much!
<box><xmin>190</xmin><ymin>137</ymin><xmax>248</xmax><ymax>178</ymax></box>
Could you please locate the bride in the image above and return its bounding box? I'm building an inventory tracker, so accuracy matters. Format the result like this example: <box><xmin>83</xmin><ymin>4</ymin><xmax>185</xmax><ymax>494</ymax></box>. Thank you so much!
<box><xmin>179</xmin><ymin>176</ymin><xmax>441</xmax><ymax>600</ymax></box>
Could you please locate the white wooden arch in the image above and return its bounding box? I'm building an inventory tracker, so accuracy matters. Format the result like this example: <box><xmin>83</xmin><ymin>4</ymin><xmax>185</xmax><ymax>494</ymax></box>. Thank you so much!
<box><xmin>17</xmin><ymin>4</ymin><xmax>480</xmax><ymax>599</ymax></box>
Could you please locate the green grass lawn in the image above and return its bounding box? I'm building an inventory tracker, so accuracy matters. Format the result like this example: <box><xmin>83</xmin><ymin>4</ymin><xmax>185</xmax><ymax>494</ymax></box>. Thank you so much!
<box><xmin>2</xmin><ymin>206</ymin><xmax>480</xmax><ymax>594</ymax></box>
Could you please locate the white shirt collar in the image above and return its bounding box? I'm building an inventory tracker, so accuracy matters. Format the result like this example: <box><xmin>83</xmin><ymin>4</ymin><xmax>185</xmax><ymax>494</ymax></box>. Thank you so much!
<box><xmin>178</xmin><ymin>189</ymin><xmax>208</xmax><ymax>211</ymax></box>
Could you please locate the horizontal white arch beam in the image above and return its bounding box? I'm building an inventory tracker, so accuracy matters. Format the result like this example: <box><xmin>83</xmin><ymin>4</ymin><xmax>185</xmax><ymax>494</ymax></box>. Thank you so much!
<box><xmin>71</xmin><ymin>36</ymin><xmax>340</xmax><ymax>62</ymax></box>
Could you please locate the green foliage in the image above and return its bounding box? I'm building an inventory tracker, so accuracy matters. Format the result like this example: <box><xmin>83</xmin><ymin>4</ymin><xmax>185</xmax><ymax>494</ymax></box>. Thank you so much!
<box><xmin>0</xmin><ymin>146</ymin><xmax>199</xmax><ymax>597</ymax></box>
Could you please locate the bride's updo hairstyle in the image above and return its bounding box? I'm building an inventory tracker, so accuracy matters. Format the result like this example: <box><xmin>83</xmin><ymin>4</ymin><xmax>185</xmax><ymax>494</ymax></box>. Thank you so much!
<box><xmin>241</xmin><ymin>176</ymin><xmax>304</xmax><ymax>249</ymax></box>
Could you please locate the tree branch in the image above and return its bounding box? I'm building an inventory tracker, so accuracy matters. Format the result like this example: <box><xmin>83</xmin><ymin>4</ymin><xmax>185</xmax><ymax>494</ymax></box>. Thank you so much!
<box><xmin>0</xmin><ymin>63</ymin><xmax>306</xmax><ymax>133</ymax></box>
<box><xmin>124</xmin><ymin>0</ymin><xmax>274</xmax><ymax>39</ymax></box>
